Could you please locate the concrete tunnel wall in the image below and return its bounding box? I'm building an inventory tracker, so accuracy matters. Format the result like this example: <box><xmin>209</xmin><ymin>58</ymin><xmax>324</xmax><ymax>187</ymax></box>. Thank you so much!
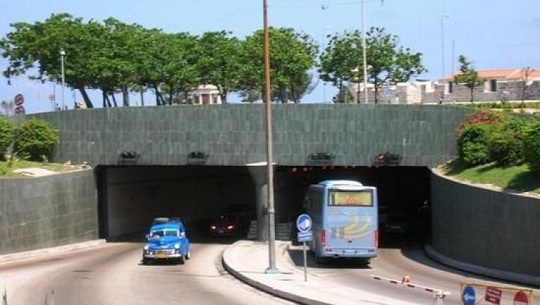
<box><xmin>0</xmin><ymin>170</ymin><xmax>98</xmax><ymax>255</ymax></box>
<box><xmin>431</xmin><ymin>171</ymin><xmax>540</xmax><ymax>277</ymax></box>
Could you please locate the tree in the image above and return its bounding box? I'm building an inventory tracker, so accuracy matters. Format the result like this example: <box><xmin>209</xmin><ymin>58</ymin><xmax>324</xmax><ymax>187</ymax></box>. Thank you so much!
<box><xmin>13</xmin><ymin>118</ymin><xmax>60</xmax><ymax>161</ymax></box>
<box><xmin>197</xmin><ymin>31</ymin><xmax>242</xmax><ymax>104</ymax></box>
<box><xmin>453</xmin><ymin>55</ymin><xmax>485</xmax><ymax>103</ymax></box>
<box><xmin>319</xmin><ymin>30</ymin><xmax>362</xmax><ymax>103</ymax></box>
<box><xmin>0</xmin><ymin>116</ymin><xmax>14</xmax><ymax>160</ymax></box>
<box><xmin>238</xmin><ymin>27</ymin><xmax>318</xmax><ymax>103</ymax></box>
<box><xmin>520</xmin><ymin>66</ymin><xmax>535</xmax><ymax>108</ymax></box>
<box><xmin>319</xmin><ymin>27</ymin><xmax>426</xmax><ymax>104</ymax></box>
<box><xmin>89</xmin><ymin>18</ymin><xmax>145</xmax><ymax>108</ymax></box>
<box><xmin>158</xmin><ymin>33</ymin><xmax>201</xmax><ymax>105</ymax></box>
<box><xmin>0</xmin><ymin>14</ymin><xmax>96</xmax><ymax>108</ymax></box>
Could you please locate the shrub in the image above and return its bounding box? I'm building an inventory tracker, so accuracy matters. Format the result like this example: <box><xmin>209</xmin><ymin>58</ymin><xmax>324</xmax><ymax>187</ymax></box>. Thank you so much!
<box><xmin>488</xmin><ymin>131</ymin><xmax>523</xmax><ymax>166</ymax></box>
<box><xmin>13</xmin><ymin>118</ymin><xmax>60</xmax><ymax>161</ymax></box>
<box><xmin>0</xmin><ymin>116</ymin><xmax>14</xmax><ymax>161</ymax></box>
<box><xmin>455</xmin><ymin>109</ymin><xmax>506</xmax><ymax>136</ymax></box>
<box><xmin>457</xmin><ymin>124</ymin><xmax>494</xmax><ymax>166</ymax></box>
<box><xmin>523</xmin><ymin>122</ymin><xmax>540</xmax><ymax>174</ymax></box>
<box><xmin>488</xmin><ymin>118</ymin><xmax>529</xmax><ymax>166</ymax></box>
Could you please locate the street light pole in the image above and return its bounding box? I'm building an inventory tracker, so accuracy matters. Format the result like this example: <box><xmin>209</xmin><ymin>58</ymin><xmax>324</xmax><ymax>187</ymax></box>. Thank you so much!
<box><xmin>263</xmin><ymin>0</ymin><xmax>278</xmax><ymax>274</ymax></box>
<box><xmin>440</xmin><ymin>15</ymin><xmax>449</xmax><ymax>81</ymax></box>
<box><xmin>60</xmin><ymin>49</ymin><xmax>66</xmax><ymax>110</ymax></box>
<box><xmin>361</xmin><ymin>0</ymin><xmax>368</xmax><ymax>104</ymax></box>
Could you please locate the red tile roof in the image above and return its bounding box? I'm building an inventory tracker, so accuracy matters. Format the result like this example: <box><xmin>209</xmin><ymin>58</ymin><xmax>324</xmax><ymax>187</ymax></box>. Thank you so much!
<box><xmin>446</xmin><ymin>68</ymin><xmax>540</xmax><ymax>81</ymax></box>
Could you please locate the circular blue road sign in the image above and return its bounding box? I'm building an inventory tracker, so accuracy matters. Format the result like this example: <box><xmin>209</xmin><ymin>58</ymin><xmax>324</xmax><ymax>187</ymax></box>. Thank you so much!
<box><xmin>462</xmin><ymin>285</ymin><xmax>476</xmax><ymax>305</ymax></box>
<box><xmin>296</xmin><ymin>214</ymin><xmax>312</xmax><ymax>233</ymax></box>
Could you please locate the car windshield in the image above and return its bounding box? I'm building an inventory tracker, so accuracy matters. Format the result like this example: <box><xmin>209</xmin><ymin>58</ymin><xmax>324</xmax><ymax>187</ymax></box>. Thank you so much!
<box><xmin>151</xmin><ymin>229</ymin><xmax>179</xmax><ymax>237</ymax></box>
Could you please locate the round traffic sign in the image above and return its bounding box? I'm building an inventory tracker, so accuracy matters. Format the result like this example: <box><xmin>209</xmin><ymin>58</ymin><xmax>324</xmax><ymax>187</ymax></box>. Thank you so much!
<box><xmin>14</xmin><ymin>105</ymin><xmax>25</xmax><ymax>115</ymax></box>
<box><xmin>462</xmin><ymin>285</ymin><xmax>476</xmax><ymax>305</ymax></box>
<box><xmin>296</xmin><ymin>214</ymin><xmax>312</xmax><ymax>233</ymax></box>
<box><xmin>14</xmin><ymin>93</ymin><xmax>24</xmax><ymax>106</ymax></box>
<box><xmin>514</xmin><ymin>290</ymin><xmax>529</xmax><ymax>305</ymax></box>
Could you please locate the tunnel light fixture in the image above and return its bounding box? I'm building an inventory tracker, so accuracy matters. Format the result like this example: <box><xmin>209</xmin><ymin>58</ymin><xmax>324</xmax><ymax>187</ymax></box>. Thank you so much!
<box><xmin>118</xmin><ymin>151</ymin><xmax>140</xmax><ymax>165</ymax></box>
<box><xmin>307</xmin><ymin>152</ymin><xmax>335</xmax><ymax>165</ymax></box>
<box><xmin>188</xmin><ymin>151</ymin><xmax>209</xmax><ymax>165</ymax></box>
<box><xmin>373</xmin><ymin>152</ymin><xmax>401</xmax><ymax>167</ymax></box>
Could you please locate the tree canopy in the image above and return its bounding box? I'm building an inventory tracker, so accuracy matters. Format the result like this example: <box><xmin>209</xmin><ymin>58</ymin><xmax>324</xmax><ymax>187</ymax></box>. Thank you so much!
<box><xmin>319</xmin><ymin>27</ymin><xmax>426</xmax><ymax>104</ymax></box>
<box><xmin>1</xmin><ymin>14</ymin><xmax>430</xmax><ymax>107</ymax></box>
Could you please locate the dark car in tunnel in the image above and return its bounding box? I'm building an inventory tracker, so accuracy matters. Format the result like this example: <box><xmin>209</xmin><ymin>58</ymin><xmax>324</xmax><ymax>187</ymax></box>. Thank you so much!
<box><xmin>208</xmin><ymin>204</ymin><xmax>254</xmax><ymax>237</ymax></box>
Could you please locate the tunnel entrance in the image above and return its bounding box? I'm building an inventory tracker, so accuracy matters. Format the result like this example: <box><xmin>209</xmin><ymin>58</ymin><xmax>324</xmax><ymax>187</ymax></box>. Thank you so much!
<box><xmin>96</xmin><ymin>165</ymin><xmax>431</xmax><ymax>242</ymax></box>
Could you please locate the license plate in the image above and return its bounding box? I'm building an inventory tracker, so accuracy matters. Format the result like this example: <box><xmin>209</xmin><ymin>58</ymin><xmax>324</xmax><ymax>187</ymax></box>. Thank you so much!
<box><xmin>218</xmin><ymin>229</ymin><xmax>224</xmax><ymax>234</ymax></box>
<box><xmin>157</xmin><ymin>253</ymin><xmax>166</xmax><ymax>259</ymax></box>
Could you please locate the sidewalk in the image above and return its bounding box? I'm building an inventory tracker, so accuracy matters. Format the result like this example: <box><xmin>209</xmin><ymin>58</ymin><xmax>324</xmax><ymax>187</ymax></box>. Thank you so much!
<box><xmin>222</xmin><ymin>240</ymin><xmax>419</xmax><ymax>305</ymax></box>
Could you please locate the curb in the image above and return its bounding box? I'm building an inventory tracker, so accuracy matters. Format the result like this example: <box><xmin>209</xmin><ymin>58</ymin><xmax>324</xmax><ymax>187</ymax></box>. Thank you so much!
<box><xmin>0</xmin><ymin>239</ymin><xmax>107</xmax><ymax>263</ymax></box>
<box><xmin>221</xmin><ymin>241</ymin><xmax>331</xmax><ymax>305</ymax></box>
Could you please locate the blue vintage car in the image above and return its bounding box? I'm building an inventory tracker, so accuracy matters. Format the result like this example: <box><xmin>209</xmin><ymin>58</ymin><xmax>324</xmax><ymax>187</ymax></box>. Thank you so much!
<box><xmin>142</xmin><ymin>218</ymin><xmax>191</xmax><ymax>265</ymax></box>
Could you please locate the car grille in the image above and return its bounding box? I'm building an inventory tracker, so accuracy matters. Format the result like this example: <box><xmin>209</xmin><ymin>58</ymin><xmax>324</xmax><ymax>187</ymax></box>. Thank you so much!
<box><xmin>157</xmin><ymin>249</ymin><xmax>175</xmax><ymax>255</ymax></box>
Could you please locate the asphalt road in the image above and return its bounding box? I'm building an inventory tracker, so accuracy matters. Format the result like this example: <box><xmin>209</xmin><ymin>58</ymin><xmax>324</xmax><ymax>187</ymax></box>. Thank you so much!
<box><xmin>287</xmin><ymin>234</ymin><xmax>539</xmax><ymax>305</ymax></box>
<box><xmin>0</xmin><ymin>241</ymin><xmax>295</xmax><ymax>305</ymax></box>
<box><xmin>0</xmin><ymin>235</ymin><xmax>537</xmax><ymax>305</ymax></box>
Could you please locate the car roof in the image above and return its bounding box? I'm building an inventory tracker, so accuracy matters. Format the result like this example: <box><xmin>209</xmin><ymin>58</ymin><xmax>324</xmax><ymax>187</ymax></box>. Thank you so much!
<box><xmin>150</xmin><ymin>221</ymin><xmax>185</xmax><ymax>231</ymax></box>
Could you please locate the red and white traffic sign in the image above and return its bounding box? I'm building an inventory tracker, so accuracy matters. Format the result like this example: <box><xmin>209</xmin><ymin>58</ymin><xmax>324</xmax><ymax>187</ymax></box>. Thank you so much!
<box><xmin>14</xmin><ymin>93</ymin><xmax>24</xmax><ymax>106</ymax></box>
<box><xmin>485</xmin><ymin>286</ymin><xmax>502</xmax><ymax>304</ymax></box>
<box><xmin>514</xmin><ymin>290</ymin><xmax>529</xmax><ymax>305</ymax></box>
<box><xmin>14</xmin><ymin>105</ymin><xmax>25</xmax><ymax>115</ymax></box>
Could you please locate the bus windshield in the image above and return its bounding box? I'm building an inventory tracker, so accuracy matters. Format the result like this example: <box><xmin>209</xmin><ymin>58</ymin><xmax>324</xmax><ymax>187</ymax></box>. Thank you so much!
<box><xmin>328</xmin><ymin>190</ymin><xmax>373</xmax><ymax>206</ymax></box>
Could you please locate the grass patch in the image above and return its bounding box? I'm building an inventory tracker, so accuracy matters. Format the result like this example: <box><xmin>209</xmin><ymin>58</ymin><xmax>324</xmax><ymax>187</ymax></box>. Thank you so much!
<box><xmin>440</xmin><ymin>159</ymin><xmax>540</xmax><ymax>194</ymax></box>
<box><xmin>0</xmin><ymin>160</ymin><xmax>84</xmax><ymax>178</ymax></box>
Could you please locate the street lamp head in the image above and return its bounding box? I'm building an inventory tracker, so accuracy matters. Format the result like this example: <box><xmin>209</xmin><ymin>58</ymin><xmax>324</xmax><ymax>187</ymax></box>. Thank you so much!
<box><xmin>60</xmin><ymin>49</ymin><xmax>66</xmax><ymax>56</ymax></box>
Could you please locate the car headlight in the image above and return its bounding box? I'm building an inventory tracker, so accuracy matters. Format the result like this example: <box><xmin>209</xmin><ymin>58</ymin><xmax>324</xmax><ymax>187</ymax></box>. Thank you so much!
<box><xmin>174</xmin><ymin>243</ymin><xmax>180</xmax><ymax>249</ymax></box>
<box><xmin>210</xmin><ymin>225</ymin><xmax>216</xmax><ymax>230</ymax></box>
<box><xmin>227</xmin><ymin>225</ymin><xmax>235</xmax><ymax>230</ymax></box>
<box><xmin>144</xmin><ymin>245</ymin><xmax>149</xmax><ymax>251</ymax></box>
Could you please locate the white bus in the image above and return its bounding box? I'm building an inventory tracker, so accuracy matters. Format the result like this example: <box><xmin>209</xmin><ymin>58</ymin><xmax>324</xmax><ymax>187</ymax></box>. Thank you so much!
<box><xmin>305</xmin><ymin>180</ymin><xmax>378</xmax><ymax>264</ymax></box>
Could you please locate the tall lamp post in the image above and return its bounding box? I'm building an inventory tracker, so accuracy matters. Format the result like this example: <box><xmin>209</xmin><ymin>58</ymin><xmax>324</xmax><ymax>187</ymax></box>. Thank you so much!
<box><xmin>361</xmin><ymin>0</ymin><xmax>368</xmax><ymax>104</ymax></box>
<box><xmin>440</xmin><ymin>15</ymin><xmax>450</xmax><ymax>81</ymax></box>
<box><xmin>60</xmin><ymin>49</ymin><xmax>66</xmax><ymax>110</ymax></box>
<box><xmin>263</xmin><ymin>0</ymin><xmax>278</xmax><ymax>274</ymax></box>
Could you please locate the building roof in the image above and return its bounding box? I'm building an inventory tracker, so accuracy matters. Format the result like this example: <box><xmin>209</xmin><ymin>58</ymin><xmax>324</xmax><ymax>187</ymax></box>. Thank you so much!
<box><xmin>445</xmin><ymin>68</ymin><xmax>540</xmax><ymax>81</ymax></box>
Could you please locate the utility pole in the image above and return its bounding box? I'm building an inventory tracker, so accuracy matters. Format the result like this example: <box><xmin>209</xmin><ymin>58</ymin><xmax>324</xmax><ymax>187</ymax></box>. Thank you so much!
<box><xmin>361</xmin><ymin>0</ymin><xmax>368</xmax><ymax>104</ymax></box>
<box><xmin>263</xmin><ymin>0</ymin><xmax>278</xmax><ymax>274</ymax></box>
<box><xmin>60</xmin><ymin>49</ymin><xmax>66</xmax><ymax>110</ymax></box>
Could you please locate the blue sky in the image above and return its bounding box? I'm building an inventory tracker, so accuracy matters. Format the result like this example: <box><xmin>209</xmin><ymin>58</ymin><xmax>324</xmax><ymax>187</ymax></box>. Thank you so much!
<box><xmin>1</xmin><ymin>0</ymin><xmax>539</xmax><ymax>114</ymax></box>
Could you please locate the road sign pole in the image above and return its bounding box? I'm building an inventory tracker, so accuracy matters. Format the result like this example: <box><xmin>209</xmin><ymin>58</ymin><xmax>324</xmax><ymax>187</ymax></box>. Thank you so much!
<box><xmin>296</xmin><ymin>214</ymin><xmax>312</xmax><ymax>282</ymax></box>
<box><xmin>303</xmin><ymin>241</ymin><xmax>307</xmax><ymax>282</ymax></box>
